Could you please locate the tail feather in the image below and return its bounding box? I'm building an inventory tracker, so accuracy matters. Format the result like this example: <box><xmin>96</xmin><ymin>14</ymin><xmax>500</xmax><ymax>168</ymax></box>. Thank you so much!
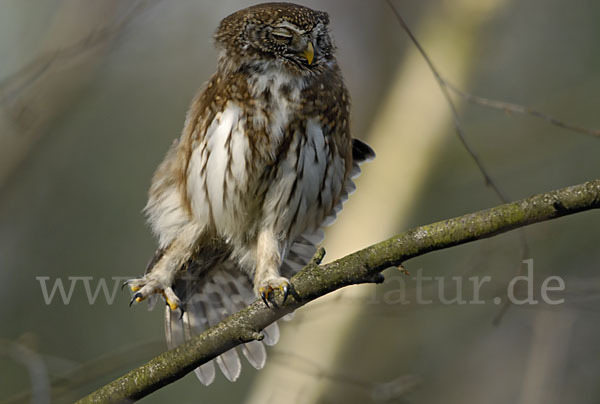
<box><xmin>240</xmin><ymin>340</ymin><xmax>267</xmax><ymax>369</ymax></box>
<box><xmin>211</xmin><ymin>272</ymin><xmax>269</xmax><ymax>369</ymax></box>
<box><xmin>166</xmin><ymin>264</ymin><xmax>276</xmax><ymax>385</ymax></box>
<box><xmin>194</xmin><ymin>361</ymin><xmax>216</xmax><ymax>386</ymax></box>
<box><xmin>262</xmin><ymin>322</ymin><xmax>280</xmax><ymax>346</ymax></box>
<box><xmin>215</xmin><ymin>346</ymin><xmax>242</xmax><ymax>382</ymax></box>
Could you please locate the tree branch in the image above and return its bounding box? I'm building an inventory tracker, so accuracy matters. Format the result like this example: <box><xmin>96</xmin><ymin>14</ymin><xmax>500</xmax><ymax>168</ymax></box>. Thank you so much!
<box><xmin>77</xmin><ymin>179</ymin><xmax>600</xmax><ymax>403</ymax></box>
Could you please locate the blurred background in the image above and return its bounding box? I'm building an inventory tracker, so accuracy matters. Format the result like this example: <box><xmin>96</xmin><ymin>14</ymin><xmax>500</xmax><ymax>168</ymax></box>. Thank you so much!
<box><xmin>1</xmin><ymin>0</ymin><xmax>599</xmax><ymax>403</ymax></box>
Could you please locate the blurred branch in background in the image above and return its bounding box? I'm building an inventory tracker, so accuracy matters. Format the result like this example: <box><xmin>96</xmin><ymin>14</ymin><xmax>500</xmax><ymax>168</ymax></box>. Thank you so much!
<box><xmin>0</xmin><ymin>0</ymin><xmax>161</xmax><ymax>191</ymax></box>
<box><xmin>1</xmin><ymin>339</ymin><xmax>164</xmax><ymax>404</ymax></box>
<box><xmin>77</xmin><ymin>179</ymin><xmax>600</xmax><ymax>403</ymax></box>
<box><xmin>0</xmin><ymin>335</ymin><xmax>50</xmax><ymax>404</ymax></box>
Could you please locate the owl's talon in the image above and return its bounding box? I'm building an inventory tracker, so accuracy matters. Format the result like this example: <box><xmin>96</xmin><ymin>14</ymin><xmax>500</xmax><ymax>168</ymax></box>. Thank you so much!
<box><xmin>130</xmin><ymin>292</ymin><xmax>143</xmax><ymax>307</ymax></box>
<box><xmin>281</xmin><ymin>284</ymin><xmax>290</xmax><ymax>304</ymax></box>
<box><xmin>126</xmin><ymin>274</ymin><xmax>182</xmax><ymax>313</ymax></box>
<box><xmin>260</xmin><ymin>289</ymin><xmax>270</xmax><ymax>307</ymax></box>
<box><xmin>256</xmin><ymin>277</ymin><xmax>290</xmax><ymax>307</ymax></box>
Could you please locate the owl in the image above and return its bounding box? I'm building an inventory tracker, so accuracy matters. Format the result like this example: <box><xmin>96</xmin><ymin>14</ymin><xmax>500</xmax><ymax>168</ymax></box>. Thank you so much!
<box><xmin>127</xmin><ymin>2</ymin><xmax>374</xmax><ymax>385</ymax></box>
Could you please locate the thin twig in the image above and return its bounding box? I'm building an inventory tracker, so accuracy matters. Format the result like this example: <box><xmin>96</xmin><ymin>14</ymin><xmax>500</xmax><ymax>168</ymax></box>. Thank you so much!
<box><xmin>385</xmin><ymin>0</ymin><xmax>508</xmax><ymax>202</ymax></box>
<box><xmin>442</xmin><ymin>79</ymin><xmax>600</xmax><ymax>138</ymax></box>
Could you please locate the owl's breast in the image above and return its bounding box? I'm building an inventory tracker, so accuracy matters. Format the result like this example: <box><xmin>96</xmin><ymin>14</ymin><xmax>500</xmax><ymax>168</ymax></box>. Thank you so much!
<box><xmin>185</xmin><ymin>94</ymin><xmax>345</xmax><ymax>250</ymax></box>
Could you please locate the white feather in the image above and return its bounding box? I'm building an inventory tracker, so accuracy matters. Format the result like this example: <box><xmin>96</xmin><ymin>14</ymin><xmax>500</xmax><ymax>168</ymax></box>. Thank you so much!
<box><xmin>194</xmin><ymin>362</ymin><xmax>216</xmax><ymax>386</ymax></box>
<box><xmin>241</xmin><ymin>341</ymin><xmax>267</xmax><ymax>370</ymax></box>
<box><xmin>262</xmin><ymin>323</ymin><xmax>280</xmax><ymax>346</ymax></box>
<box><xmin>187</xmin><ymin>142</ymin><xmax>210</xmax><ymax>224</ymax></box>
<box><xmin>229</xmin><ymin>121</ymin><xmax>249</xmax><ymax>186</ymax></box>
<box><xmin>148</xmin><ymin>187</ymin><xmax>194</xmax><ymax>248</ymax></box>
<box><xmin>205</xmin><ymin>105</ymin><xmax>240</xmax><ymax>226</ymax></box>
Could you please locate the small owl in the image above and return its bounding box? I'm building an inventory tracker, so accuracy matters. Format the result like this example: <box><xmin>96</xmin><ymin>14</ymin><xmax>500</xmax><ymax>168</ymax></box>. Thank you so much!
<box><xmin>127</xmin><ymin>2</ymin><xmax>374</xmax><ymax>385</ymax></box>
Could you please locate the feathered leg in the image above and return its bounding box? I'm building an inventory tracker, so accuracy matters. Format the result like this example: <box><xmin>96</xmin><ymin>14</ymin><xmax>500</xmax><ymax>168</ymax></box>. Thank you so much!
<box><xmin>253</xmin><ymin>229</ymin><xmax>290</xmax><ymax>306</ymax></box>
<box><xmin>127</xmin><ymin>224</ymin><xmax>200</xmax><ymax>312</ymax></box>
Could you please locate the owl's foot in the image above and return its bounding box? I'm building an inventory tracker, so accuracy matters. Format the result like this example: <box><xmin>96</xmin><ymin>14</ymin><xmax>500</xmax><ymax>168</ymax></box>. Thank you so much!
<box><xmin>125</xmin><ymin>277</ymin><xmax>182</xmax><ymax>315</ymax></box>
<box><xmin>256</xmin><ymin>276</ymin><xmax>290</xmax><ymax>307</ymax></box>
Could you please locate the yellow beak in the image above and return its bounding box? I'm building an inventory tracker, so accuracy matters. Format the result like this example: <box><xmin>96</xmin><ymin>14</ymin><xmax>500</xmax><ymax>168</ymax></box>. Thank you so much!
<box><xmin>302</xmin><ymin>41</ymin><xmax>315</xmax><ymax>65</ymax></box>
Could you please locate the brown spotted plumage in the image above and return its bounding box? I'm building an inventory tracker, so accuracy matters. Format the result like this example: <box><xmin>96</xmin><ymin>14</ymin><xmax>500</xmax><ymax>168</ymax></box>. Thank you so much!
<box><xmin>127</xmin><ymin>2</ymin><xmax>374</xmax><ymax>385</ymax></box>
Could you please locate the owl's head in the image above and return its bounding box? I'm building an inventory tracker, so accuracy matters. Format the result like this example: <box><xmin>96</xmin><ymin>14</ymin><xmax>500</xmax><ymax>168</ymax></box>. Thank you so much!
<box><xmin>215</xmin><ymin>2</ymin><xmax>334</xmax><ymax>75</ymax></box>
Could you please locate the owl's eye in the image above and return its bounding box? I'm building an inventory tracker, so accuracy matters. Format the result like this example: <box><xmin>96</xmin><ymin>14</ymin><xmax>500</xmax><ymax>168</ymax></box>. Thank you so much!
<box><xmin>270</xmin><ymin>28</ymin><xmax>293</xmax><ymax>42</ymax></box>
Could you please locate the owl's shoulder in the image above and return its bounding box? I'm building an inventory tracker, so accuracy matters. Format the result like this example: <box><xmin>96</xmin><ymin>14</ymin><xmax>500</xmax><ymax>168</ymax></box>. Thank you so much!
<box><xmin>193</xmin><ymin>72</ymin><xmax>252</xmax><ymax>116</ymax></box>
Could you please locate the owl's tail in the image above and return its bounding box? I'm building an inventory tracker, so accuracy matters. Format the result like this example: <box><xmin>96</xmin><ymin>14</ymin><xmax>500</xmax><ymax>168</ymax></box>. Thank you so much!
<box><xmin>164</xmin><ymin>263</ymin><xmax>278</xmax><ymax>385</ymax></box>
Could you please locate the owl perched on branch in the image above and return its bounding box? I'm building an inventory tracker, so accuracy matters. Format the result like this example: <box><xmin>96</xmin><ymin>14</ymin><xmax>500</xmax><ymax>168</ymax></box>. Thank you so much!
<box><xmin>127</xmin><ymin>2</ymin><xmax>374</xmax><ymax>385</ymax></box>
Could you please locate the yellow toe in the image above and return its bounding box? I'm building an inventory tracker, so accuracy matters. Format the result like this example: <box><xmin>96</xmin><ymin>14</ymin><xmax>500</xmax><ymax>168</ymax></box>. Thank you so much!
<box><xmin>166</xmin><ymin>298</ymin><xmax>178</xmax><ymax>311</ymax></box>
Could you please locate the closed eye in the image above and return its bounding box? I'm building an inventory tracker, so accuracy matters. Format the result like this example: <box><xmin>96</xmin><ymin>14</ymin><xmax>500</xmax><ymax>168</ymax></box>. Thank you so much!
<box><xmin>271</xmin><ymin>28</ymin><xmax>293</xmax><ymax>41</ymax></box>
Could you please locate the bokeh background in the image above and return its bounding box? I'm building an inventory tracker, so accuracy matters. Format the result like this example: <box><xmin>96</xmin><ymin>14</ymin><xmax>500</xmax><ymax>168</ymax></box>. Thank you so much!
<box><xmin>1</xmin><ymin>0</ymin><xmax>599</xmax><ymax>403</ymax></box>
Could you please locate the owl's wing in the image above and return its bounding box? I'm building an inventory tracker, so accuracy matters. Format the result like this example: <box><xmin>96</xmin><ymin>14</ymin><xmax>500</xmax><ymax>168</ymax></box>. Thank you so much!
<box><xmin>164</xmin><ymin>138</ymin><xmax>374</xmax><ymax>386</ymax></box>
<box><xmin>325</xmin><ymin>138</ymin><xmax>375</xmax><ymax>226</ymax></box>
<box><xmin>282</xmin><ymin>138</ymin><xmax>375</xmax><ymax>275</ymax></box>
<box><xmin>165</xmin><ymin>262</ymin><xmax>281</xmax><ymax>385</ymax></box>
